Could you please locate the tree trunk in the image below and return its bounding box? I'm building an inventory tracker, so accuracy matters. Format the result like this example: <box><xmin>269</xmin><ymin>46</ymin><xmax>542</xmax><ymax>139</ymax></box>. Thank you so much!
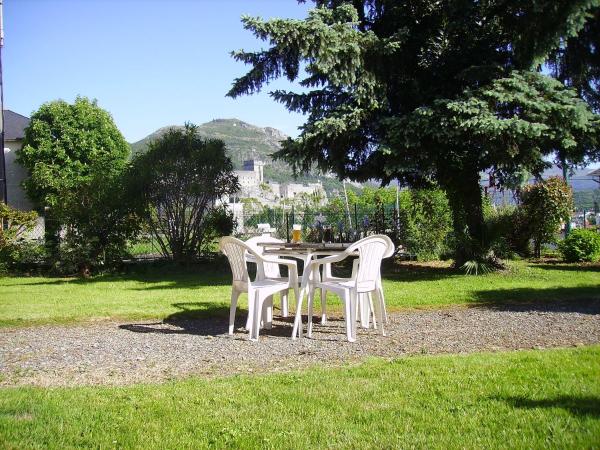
<box><xmin>442</xmin><ymin>171</ymin><xmax>486</xmax><ymax>267</ymax></box>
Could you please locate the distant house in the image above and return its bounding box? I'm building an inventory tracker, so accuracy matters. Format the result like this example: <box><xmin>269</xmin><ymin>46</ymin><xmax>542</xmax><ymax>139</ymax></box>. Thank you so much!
<box><xmin>280</xmin><ymin>182</ymin><xmax>326</xmax><ymax>203</ymax></box>
<box><xmin>3</xmin><ymin>110</ymin><xmax>34</xmax><ymax>211</ymax></box>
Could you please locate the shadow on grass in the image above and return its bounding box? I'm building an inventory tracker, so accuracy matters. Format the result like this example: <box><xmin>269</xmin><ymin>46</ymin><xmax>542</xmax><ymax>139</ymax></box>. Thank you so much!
<box><xmin>381</xmin><ymin>261</ymin><xmax>459</xmax><ymax>283</ymax></box>
<box><xmin>532</xmin><ymin>263</ymin><xmax>600</xmax><ymax>273</ymax></box>
<box><xmin>496</xmin><ymin>395</ymin><xmax>600</xmax><ymax>418</ymax></box>
<box><xmin>118</xmin><ymin>301</ymin><xmax>298</xmax><ymax>337</ymax></box>
<box><xmin>6</xmin><ymin>260</ymin><xmax>233</xmax><ymax>289</ymax></box>
<box><xmin>472</xmin><ymin>287</ymin><xmax>600</xmax><ymax>313</ymax></box>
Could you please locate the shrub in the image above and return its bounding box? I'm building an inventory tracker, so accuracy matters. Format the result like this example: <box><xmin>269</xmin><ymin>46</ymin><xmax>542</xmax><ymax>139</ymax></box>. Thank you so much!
<box><xmin>201</xmin><ymin>206</ymin><xmax>236</xmax><ymax>253</ymax></box>
<box><xmin>519</xmin><ymin>177</ymin><xmax>573</xmax><ymax>258</ymax></box>
<box><xmin>0</xmin><ymin>203</ymin><xmax>38</xmax><ymax>270</ymax></box>
<box><xmin>559</xmin><ymin>229</ymin><xmax>600</xmax><ymax>262</ymax></box>
<box><xmin>128</xmin><ymin>123</ymin><xmax>239</xmax><ymax>262</ymax></box>
<box><xmin>397</xmin><ymin>188</ymin><xmax>452</xmax><ymax>260</ymax></box>
<box><xmin>484</xmin><ymin>204</ymin><xmax>531</xmax><ymax>259</ymax></box>
<box><xmin>484</xmin><ymin>205</ymin><xmax>517</xmax><ymax>259</ymax></box>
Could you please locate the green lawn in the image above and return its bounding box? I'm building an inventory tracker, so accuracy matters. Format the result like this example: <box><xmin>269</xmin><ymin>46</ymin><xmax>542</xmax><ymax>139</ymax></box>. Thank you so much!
<box><xmin>1</xmin><ymin>259</ymin><xmax>598</xmax><ymax>327</ymax></box>
<box><xmin>1</xmin><ymin>347</ymin><xmax>599</xmax><ymax>448</ymax></box>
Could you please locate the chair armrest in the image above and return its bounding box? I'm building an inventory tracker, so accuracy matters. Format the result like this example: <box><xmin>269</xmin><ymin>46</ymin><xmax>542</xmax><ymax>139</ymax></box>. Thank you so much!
<box><xmin>259</xmin><ymin>256</ymin><xmax>297</xmax><ymax>269</ymax></box>
<box><xmin>256</xmin><ymin>256</ymin><xmax>299</xmax><ymax>280</ymax></box>
<box><xmin>310</xmin><ymin>253</ymin><xmax>350</xmax><ymax>268</ymax></box>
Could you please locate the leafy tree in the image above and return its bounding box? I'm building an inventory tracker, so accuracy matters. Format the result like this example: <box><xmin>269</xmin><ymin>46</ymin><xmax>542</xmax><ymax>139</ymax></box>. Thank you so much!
<box><xmin>128</xmin><ymin>124</ymin><xmax>239</xmax><ymax>262</ymax></box>
<box><xmin>519</xmin><ymin>176</ymin><xmax>574</xmax><ymax>258</ymax></box>
<box><xmin>17</xmin><ymin>97</ymin><xmax>132</xmax><ymax>266</ymax></box>
<box><xmin>228</xmin><ymin>1</ymin><xmax>600</xmax><ymax>265</ymax></box>
<box><xmin>18</xmin><ymin>97</ymin><xmax>129</xmax><ymax>208</ymax></box>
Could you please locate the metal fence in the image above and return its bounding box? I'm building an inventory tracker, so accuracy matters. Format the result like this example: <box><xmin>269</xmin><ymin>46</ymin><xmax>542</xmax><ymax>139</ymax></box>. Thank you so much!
<box><xmin>236</xmin><ymin>203</ymin><xmax>401</xmax><ymax>243</ymax></box>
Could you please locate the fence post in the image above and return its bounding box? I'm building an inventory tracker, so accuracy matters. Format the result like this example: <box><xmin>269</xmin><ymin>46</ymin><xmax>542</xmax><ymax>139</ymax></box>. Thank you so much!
<box><xmin>285</xmin><ymin>212</ymin><xmax>290</xmax><ymax>243</ymax></box>
<box><xmin>354</xmin><ymin>204</ymin><xmax>358</xmax><ymax>236</ymax></box>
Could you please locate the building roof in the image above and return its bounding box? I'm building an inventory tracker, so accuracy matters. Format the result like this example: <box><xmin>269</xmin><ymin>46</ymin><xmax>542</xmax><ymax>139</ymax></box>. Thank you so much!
<box><xmin>4</xmin><ymin>110</ymin><xmax>30</xmax><ymax>141</ymax></box>
<box><xmin>588</xmin><ymin>168</ymin><xmax>600</xmax><ymax>178</ymax></box>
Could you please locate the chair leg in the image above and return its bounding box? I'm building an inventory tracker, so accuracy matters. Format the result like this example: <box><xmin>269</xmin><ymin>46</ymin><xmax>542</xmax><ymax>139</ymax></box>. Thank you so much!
<box><xmin>358</xmin><ymin>293</ymin><xmax>370</xmax><ymax>328</ymax></box>
<box><xmin>367</xmin><ymin>292</ymin><xmax>377</xmax><ymax>329</ymax></box>
<box><xmin>245</xmin><ymin>287</ymin><xmax>254</xmax><ymax>331</ymax></box>
<box><xmin>377</xmin><ymin>279</ymin><xmax>388</xmax><ymax>325</ymax></box>
<box><xmin>250</xmin><ymin>291</ymin><xmax>262</xmax><ymax>341</ymax></box>
<box><xmin>349</xmin><ymin>290</ymin><xmax>358</xmax><ymax>341</ymax></box>
<box><xmin>307</xmin><ymin>284</ymin><xmax>315</xmax><ymax>338</ymax></box>
<box><xmin>281</xmin><ymin>290</ymin><xmax>289</xmax><ymax>317</ymax></box>
<box><xmin>229</xmin><ymin>289</ymin><xmax>241</xmax><ymax>335</ymax></box>
<box><xmin>263</xmin><ymin>295</ymin><xmax>273</xmax><ymax>330</ymax></box>
<box><xmin>373</xmin><ymin>288</ymin><xmax>386</xmax><ymax>337</ymax></box>
<box><xmin>342</xmin><ymin>292</ymin><xmax>354</xmax><ymax>342</ymax></box>
<box><xmin>320</xmin><ymin>288</ymin><xmax>327</xmax><ymax>324</ymax></box>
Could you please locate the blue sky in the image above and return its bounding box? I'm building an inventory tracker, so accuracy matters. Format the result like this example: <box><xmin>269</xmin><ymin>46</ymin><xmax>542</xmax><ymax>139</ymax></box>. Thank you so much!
<box><xmin>4</xmin><ymin>0</ymin><xmax>310</xmax><ymax>142</ymax></box>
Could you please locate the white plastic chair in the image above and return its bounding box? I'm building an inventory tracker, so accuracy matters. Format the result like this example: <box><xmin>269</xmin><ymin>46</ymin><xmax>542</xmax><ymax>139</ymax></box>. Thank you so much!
<box><xmin>245</xmin><ymin>235</ymin><xmax>290</xmax><ymax>318</ymax></box>
<box><xmin>307</xmin><ymin>235</ymin><xmax>391</xmax><ymax>342</ymax></box>
<box><xmin>219</xmin><ymin>236</ymin><xmax>299</xmax><ymax>341</ymax></box>
<box><xmin>321</xmin><ymin>235</ymin><xmax>394</xmax><ymax>328</ymax></box>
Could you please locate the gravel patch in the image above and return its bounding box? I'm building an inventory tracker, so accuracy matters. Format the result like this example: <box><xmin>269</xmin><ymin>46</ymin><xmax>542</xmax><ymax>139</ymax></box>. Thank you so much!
<box><xmin>1</xmin><ymin>300</ymin><xmax>599</xmax><ymax>387</ymax></box>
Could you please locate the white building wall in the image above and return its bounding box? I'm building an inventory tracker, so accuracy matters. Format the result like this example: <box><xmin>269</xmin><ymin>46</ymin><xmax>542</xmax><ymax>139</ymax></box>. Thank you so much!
<box><xmin>280</xmin><ymin>182</ymin><xmax>325</xmax><ymax>199</ymax></box>
<box><xmin>4</xmin><ymin>140</ymin><xmax>34</xmax><ymax>211</ymax></box>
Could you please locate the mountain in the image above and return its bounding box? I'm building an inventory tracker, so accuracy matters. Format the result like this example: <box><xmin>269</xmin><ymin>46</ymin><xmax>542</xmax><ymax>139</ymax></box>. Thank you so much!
<box><xmin>129</xmin><ymin>118</ymin><xmax>342</xmax><ymax>192</ymax></box>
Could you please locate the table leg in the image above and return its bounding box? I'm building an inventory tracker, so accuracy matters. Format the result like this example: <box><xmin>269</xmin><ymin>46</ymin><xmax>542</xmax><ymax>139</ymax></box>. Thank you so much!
<box><xmin>291</xmin><ymin>284</ymin><xmax>305</xmax><ymax>339</ymax></box>
<box><xmin>292</xmin><ymin>255</ymin><xmax>313</xmax><ymax>339</ymax></box>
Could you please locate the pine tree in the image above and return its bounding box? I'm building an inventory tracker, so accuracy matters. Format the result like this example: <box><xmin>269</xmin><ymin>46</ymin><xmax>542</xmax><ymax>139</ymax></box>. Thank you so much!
<box><xmin>228</xmin><ymin>0</ymin><xmax>600</xmax><ymax>264</ymax></box>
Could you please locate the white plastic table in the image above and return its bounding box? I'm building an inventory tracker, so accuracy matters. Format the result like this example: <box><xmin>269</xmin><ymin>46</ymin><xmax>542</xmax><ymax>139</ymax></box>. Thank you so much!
<box><xmin>258</xmin><ymin>242</ymin><xmax>354</xmax><ymax>339</ymax></box>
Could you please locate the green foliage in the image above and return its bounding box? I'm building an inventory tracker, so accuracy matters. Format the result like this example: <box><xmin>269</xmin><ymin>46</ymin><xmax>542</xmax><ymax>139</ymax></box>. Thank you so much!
<box><xmin>16</xmin><ymin>97</ymin><xmax>134</xmax><ymax>272</ymax></box>
<box><xmin>460</xmin><ymin>259</ymin><xmax>494</xmax><ymax>276</ymax></box>
<box><xmin>520</xmin><ymin>176</ymin><xmax>574</xmax><ymax>257</ymax></box>
<box><xmin>202</xmin><ymin>206</ymin><xmax>236</xmax><ymax>252</ymax></box>
<box><xmin>53</xmin><ymin>171</ymin><xmax>140</xmax><ymax>275</ymax></box>
<box><xmin>229</xmin><ymin>1</ymin><xmax>600</xmax><ymax>265</ymax></box>
<box><xmin>484</xmin><ymin>204</ymin><xmax>531</xmax><ymax>259</ymax></box>
<box><xmin>17</xmin><ymin>97</ymin><xmax>130</xmax><ymax>208</ymax></box>
<box><xmin>128</xmin><ymin>123</ymin><xmax>239</xmax><ymax>262</ymax></box>
<box><xmin>559</xmin><ymin>228</ymin><xmax>600</xmax><ymax>262</ymax></box>
<box><xmin>0</xmin><ymin>203</ymin><xmax>38</xmax><ymax>270</ymax></box>
<box><xmin>0</xmin><ymin>203</ymin><xmax>37</xmax><ymax>248</ymax></box>
<box><xmin>484</xmin><ymin>205</ymin><xmax>517</xmax><ymax>259</ymax></box>
<box><xmin>396</xmin><ymin>188</ymin><xmax>452</xmax><ymax>260</ymax></box>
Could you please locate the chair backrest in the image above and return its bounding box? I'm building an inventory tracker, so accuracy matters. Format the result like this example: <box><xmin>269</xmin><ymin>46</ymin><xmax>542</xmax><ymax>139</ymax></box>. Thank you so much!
<box><xmin>347</xmin><ymin>235</ymin><xmax>390</xmax><ymax>286</ymax></box>
<box><xmin>219</xmin><ymin>236</ymin><xmax>253</xmax><ymax>286</ymax></box>
<box><xmin>381</xmin><ymin>234</ymin><xmax>395</xmax><ymax>259</ymax></box>
<box><xmin>245</xmin><ymin>235</ymin><xmax>283</xmax><ymax>278</ymax></box>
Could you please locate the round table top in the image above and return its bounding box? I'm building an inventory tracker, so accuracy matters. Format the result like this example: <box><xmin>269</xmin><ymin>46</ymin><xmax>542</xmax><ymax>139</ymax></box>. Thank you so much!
<box><xmin>257</xmin><ymin>242</ymin><xmax>351</xmax><ymax>252</ymax></box>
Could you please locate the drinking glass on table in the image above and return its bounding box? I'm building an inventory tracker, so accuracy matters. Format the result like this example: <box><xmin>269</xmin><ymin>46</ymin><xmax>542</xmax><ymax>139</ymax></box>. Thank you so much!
<box><xmin>292</xmin><ymin>224</ymin><xmax>302</xmax><ymax>243</ymax></box>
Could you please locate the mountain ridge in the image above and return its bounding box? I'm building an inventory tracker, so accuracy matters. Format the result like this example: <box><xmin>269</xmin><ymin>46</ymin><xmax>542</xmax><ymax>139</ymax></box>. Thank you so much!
<box><xmin>129</xmin><ymin>118</ymin><xmax>343</xmax><ymax>192</ymax></box>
